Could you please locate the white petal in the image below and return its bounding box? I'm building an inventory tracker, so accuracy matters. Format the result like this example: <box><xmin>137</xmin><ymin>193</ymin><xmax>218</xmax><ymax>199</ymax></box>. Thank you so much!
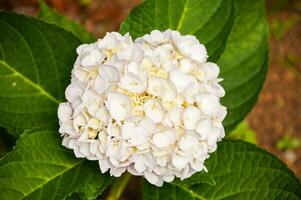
<box><xmin>87</xmin><ymin>97</ymin><xmax>103</xmax><ymax>116</ymax></box>
<box><xmin>130</xmin><ymin>131</ymin><xmax>148</xmax><ymax>146</ymax></box>
<box><xmin>95</xmin><ymin>107</ymin><xmax>110</xmax><ymax>125</ymax></box>
<box><xmin>215</xmin><ymin>106</ymin><xmax>227</xmax><ymax>121</ymax></box>
<box><xmin>65</xmin><ymin>81</ymin><xmax>84</xmax><ymax>102</ymax></box>
<box><xmin>127</xmin><ymin>165</ymin><xmax>142</xmax><ymax>176</ymax></box>
<box><xmin>90</xmin><ymin>140</ymin><xmax>100</xmax><ymax>155</ymax></box>
<box><xmin>141</xmin><ymin>30</ymin><xmax>168</xmax><ymax>46</ymax></box>
<box><xmin>59</xmin><ymin>120</ymin><xmax>74</xmax><ymax>135</ymax></box>
<box><xmin>80</xmin><ymin>44</ymin><xmax>95</xmax><ymax>56</ymax></box>
<box><xmin>161</xmin><ymin>80</ymin><xmax>177</xmax><ymax>101</ymax></box>
<box><xmin>117</xmin><ymin>44</ymin><xmax>143</xmax><ymax>62</ymax></box>
<box><xmin>67</xmin><ymin>138</ymin><xmax>78</xmax><ymax>149</ymax></box>
<box><xmin>144</xmin><ymin>171</ymin><xmax>160</xmax><ymax>186</ymax></box>
<box><xmin>94</xmin><ymin>77</ymin><xmax>110</xmax><ymax>94</ymax></box>
<box><xmin>164</xmin><ymin>129</ymin><xmax>176</xmax><ymax>144</ymax></box>
<box><xmin>144</xmin><ymin>153</ymin><xmax>156</xmax><ymax>169</ymax></box>
<box><xmin>107</xmin><ymin>121</ymin><xmax>121</xmax><ymax>137</ymax></box>
<box><xmin>126</xmin><ymin>62</ymin><xmax>139</xmax><ymax>75</ymax></box>
<box><xmin>153</xmin><ymin>167</ymin><xmax>167</xmax><ymax>176</ymax></box>
<box><xmin>139</xmin><ymin>117</ymin><xmax>156</xmax><ymax>136</ymax></box>
<box><xmin>210</xmin><ymin>82</ymin><xmax>226</xmax><ymax>97</ymax></box>
<box><xmin>73</xmin><ymin>68</ymin><xmax>89</xmax><ymax>83</ymax></box>
<box><xmin>106</xmin><ymin>92</ymin><xmax>132</xmax><ymax>121</ymax></box>
<box><xmin>74</xmin><ymin>148</ymin><xmax>85</xmax><ymax>158</ymax></box>
<box><xmin>152</xmin><ymin>132</ymin><xmax>170</xmax><ymax>148</ymax></box>
<box><xmin>119</xmin><ymin>73</ymin><xmax>147</xmax><ymax>93</ymax></box>
<box><xmin>134</xmin><ymin>156</ymin><xmax>147</xmax><ymax>173</ymax></box>
<box><xmin>81</xmin><ymin>49</ymin><xmax>105</xmax><ymax>67</ymax></box>
<box><xmin>201</xmin><ymin>62</ymin><xmax>220</xmax><ymax>80</ymax></box>
<box><xmin>87</xmin><ymin>118</ymin><xmax>101</xmax><ymax>130</ymax></box>
<box><xmin>179</xmin><ymin>132</ymin><xmax>199</xmax><ymax>151</ymax></box>
<box><xmin>79</xmin><ymin>142</ymin><xmax>92</xmax><ymax>156</ymax></box>
<box><xmin>144</xmin><ymin>99</ymin><xmax>165</xmax><ymax>123</ymax></box>
<box><xmin>110</xmin><ymin>167</ymin><xmax>126</xmax><ymax>177</ymax></box>
<box><xmin>189</xmin><ymin>44</ymin><xmax>207</xmax><ymax>63</ymax></box>
<box><xmin>190</xmin><ymin>159</ymin><xmax>205</xmax><ymax>171</ymax></box>
<box><xmin>147</xmin><ymin>76</ymin><xmax>163</xmax><ymax>97</ymax></box>
<box><xmin>78</xmin><ymin>131</ymin><xmax>89</xmax><ymax>142</ymax></box>
<box><xmin>183</xmin><ymin>81</ymin><xmax>200</xmax><ymax>104</ymax></box>
<box><xmin>162</xmin><ymin>113</ymin><xmax>173</xmax><ymax>127</ymax></box>
<box><xmin>148</xmin><ymin>77</ymin><xmax>176</xmax><ymax>101</ymax></box>
<box><xmin>169</xmin><ymin>70</ymin><xmax>194</xmax><ymax>93</ymax></box>
<box><xmin>163</xmin><ymin>175</ymin><xmax>175</xmax><ymax>183</ymax></box>
<box><xmin>195</xmin><ymin>93</ymin><xmax>220</xmax><ymax>116</ymax></box>
<box><xmin>195</xmin><ymin>119</ymin><xmax>212</xmax><ymax>140</ymax></box>
<box><xmin>99</xmin><ymin>65</ymin><xmax>119</xmax><ymax>82</ymax></box>
<box><xmin>169</xmin><ymin>107</ymin><xmax>184</xmax><ymax>126</ymax></box>
<box><xmin>172</xmin><ymin>154</ymin><xmax>190</xmax><ymax>169</ymax></box>
<box><xmin>98</xmin><ymin>159</ymin><xmax>111</xmax><ymax>173</ymax></box>
<box><xmin>82</xmin><ymin>90</ymin><xmax>97</xmax><ymax>104</ymax></box>
<box><xmin>58</xmin><ymin>102</ymin><xmax>72</xmax><ymax>122</ymax></box>
<box><xmin>157</xmin><ymin>156</ymin><xmax>168</xmax><ymax>167</ymax></box>
<box><xmin>175</xmin><ymin>35</ymin><xmax>207</xmax><ymax>63</ymax></box>
<box><xmin>97</xmin><ymin>32</ymin><xmax>125</xmax><ymax>50</ymax></box>
<box><xmin>182</xmin><ymin>106</ymin><xmax>202</xmax><ymax>130</ymax></box>
<box><xmin>62</xmin><ymin>137</ymin><xmax>70</xmax><ymax>147</ymax></box>
<box><xmin>179</xmin><ymin>58</ymin><xmax>195</xmax><ymax>73</ymax></box>
<box><xmin>76</xmin><ymin>44</ymin><xmax>89</xmax><ymax>55</ymax></box>
<box><xmin>108</xmin><ymin>103</ymin><xmax>127</xmax><ymax>121</ymax></box>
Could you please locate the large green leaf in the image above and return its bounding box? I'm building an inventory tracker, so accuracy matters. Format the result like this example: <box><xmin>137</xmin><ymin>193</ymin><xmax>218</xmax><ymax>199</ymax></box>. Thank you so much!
<box><xmin>120</xmin><ymin>0</ymin><xmax>269</xmax><ymax>134</ymax></box>
<box><xmin>143</xmin><ymin>140</ymin><xmax>301</xmax><ymax>200</ymax></box>
<box><xmin>37</xmin><ymin>0</ymin><xmax>95</xmax><ymax>43</ymax></box>
<box><xmin>0</xmin><ymin>129</ymin><xmax>112</xmax><ymax>200</ymax></box>
<box><xmin>0</xmin><ymin>12</ymin><xmax>81</xmax><ymax>136</ymax></box>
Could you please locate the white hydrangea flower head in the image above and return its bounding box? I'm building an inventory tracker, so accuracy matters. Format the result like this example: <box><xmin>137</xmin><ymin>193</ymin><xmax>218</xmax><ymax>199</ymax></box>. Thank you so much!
<box><xmin>58</xmin><ymin>30</ymin><xmax>227</xmax><ymax>187</ymax></box>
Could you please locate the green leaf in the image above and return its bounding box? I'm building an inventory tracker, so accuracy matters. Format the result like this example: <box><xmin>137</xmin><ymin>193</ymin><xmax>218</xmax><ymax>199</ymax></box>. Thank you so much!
<box><xmin>218</xmin><ymin>0</ymin><xmax>268</xmax><ymax>133</ymax></box>
<box><xmin>0</xmin><ymin>128</ymin><xmax>15</xmax><ymax>158</ymax></box>
<box><xmin>229</xmin><ymin>121</ymin><xmax>257</xmax><ymax>144</ymax></box>
<box><xmin>37</xmin><ymin>0</ymin><xmax>95</xmax><ymax>43</ymax></box>
<box><xmin>120</xmin><ymin>0</ymin><xmax>235</xmax><ymax>61</ymax></box>
<box><xmin>0</xmin><ymin>12</ymin><xmax>81</xmax><ymax>136</ymax></box>
<box><xmin>277</xmin><ymin>134</ymin><xmax>301</xmax><ymax>151</ymax></box>
<box><xmin>120</xmin><ymin>0</ymin><xmax>269</xmax><ymax>134</ymax></box>
<box><xmin>0</xmin><ymin>129</ymin><xmax>112</xmax><ymax>200</ymax></box>
<box><xmin>143</xmin><ymin>140</ymin><xmax>301</xmax><ymax>200</ymax></box>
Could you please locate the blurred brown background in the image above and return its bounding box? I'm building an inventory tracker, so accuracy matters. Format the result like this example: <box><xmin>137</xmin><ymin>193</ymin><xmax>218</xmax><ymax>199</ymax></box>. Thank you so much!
<box><xmin>0</xmin><ymin>0</ymin><xmax>300</xmax><ymax>197</ymax></box>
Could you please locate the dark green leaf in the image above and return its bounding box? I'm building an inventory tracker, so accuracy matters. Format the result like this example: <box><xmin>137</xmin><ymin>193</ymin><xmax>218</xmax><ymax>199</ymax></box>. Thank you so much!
<box><xmin>0</xmin><ymin>129</ymin><xmax>112</xmax><ymax>200</ymax></box>
<box><xmin>218</xmin><ymin>0</ymin><xmax>269</xmax><ymax>133</ymax></box>
<box><xmin>0</xmin><ymin>12</ymin><xmax>81</xmax><ymax>136</ymax></box>
<box><xmin>37</xmin><ymin>0</ymin><xmax>95</xmax><ymax>43</ymax></box>
<box><xmin>143</xmin><ymin>140</ymin><xmax>301</xmax><ymax>200</ymax></box>
<box><xmin>120</xmin><ymin>0</ymin><xmax>269</xmax><ymax>134</ymax></box>
<box><xmin>0</xmin><ymin>127</ymin><xmax>15</xmax><ymax>158</ymax></box>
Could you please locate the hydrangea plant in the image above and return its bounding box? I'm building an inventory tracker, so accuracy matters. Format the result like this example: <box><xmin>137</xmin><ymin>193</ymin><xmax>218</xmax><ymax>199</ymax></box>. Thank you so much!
<box><xmin>0</xmin><ymin>0</ymin><xmax>300</xmax><ymax>200</ymax></box>
<box><xmin>58</xmin><ymin>30</ymin><xmax>226</xmax><ymax>186</ymax></box>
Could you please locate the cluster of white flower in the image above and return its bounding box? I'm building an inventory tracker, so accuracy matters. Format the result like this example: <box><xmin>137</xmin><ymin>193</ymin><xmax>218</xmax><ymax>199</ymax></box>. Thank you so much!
<box><xmin>58</xmin><ymin>30</ymin><xmax>227</xmax><ymax>186</ymax></box>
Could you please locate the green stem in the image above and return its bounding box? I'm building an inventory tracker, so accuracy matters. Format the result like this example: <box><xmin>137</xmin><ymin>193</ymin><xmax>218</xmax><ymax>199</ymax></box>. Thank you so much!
<box><xmin>107</xmin><ymin>172</ymin><xmax>132</xmax><ymax>200</ymax></box>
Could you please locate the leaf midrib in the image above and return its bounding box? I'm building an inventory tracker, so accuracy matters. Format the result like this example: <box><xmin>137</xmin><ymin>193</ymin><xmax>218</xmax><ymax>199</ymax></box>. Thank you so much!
<box><xmin>0</xmin><ymin>60</ymin><xmax>60</xmax><ymax>104</ymax></box>
<box><xmin>0</xmin><ymin>19</ymin><xmax>41</xmax><ymax>85</ymax></box>
<box><xmin>173</xmin><ymin>183</ymin><xmax>208</xmax><ymax>200</ymax></box>
<box><xmin>176</xmin><ymin>0</ymin><xmax>188</xmax><ymax>30</ymax></box>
